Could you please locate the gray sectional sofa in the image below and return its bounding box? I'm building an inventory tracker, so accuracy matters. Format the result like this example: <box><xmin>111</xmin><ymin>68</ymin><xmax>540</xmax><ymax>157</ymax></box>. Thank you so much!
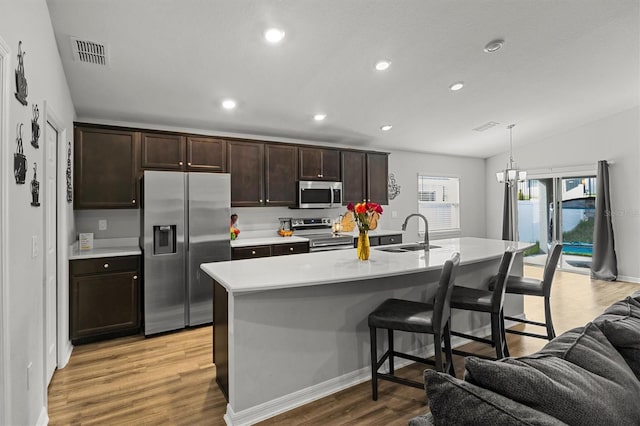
<box><xmin>410</xmin><ymin>291</ymin><xmax>640</xmax><ymax>425</ymax></box>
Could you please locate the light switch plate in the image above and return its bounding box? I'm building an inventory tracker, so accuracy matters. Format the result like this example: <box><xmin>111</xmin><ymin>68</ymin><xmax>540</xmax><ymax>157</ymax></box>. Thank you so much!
<box><xmin>31</xmin><ymin>236</ymin><xmax>38</xmax><ymax>258</ymax></box>
<box><xmin>98</xmin><ymin>219</ymin><xmax>107</xmax><ymax>231</ymax></box>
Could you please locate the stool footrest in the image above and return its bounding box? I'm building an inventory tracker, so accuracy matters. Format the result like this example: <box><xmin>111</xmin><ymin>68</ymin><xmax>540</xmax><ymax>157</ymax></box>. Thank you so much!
<box><xmin>505</xmin><ymin>329</ymin><xmax>550</xmax><ymax>340</ymax></box>
<box><xmin>451</xmin><ymin>331</ymin><xmax>493</xmax><ymax>346</ymax></box>
<box><xmin>377</xmin><ymin>373</ymin><xmax>424</xmax><ymax>390</ymax></box>
<box><xmin>452</xmin><ymin>348</ymin><xmax>499</xmax><ymax>360</ymax></box>
<box><xmin>504</xmin><ymin>316</ymin><xmax>546</xmax><ymax>327</ymax></box>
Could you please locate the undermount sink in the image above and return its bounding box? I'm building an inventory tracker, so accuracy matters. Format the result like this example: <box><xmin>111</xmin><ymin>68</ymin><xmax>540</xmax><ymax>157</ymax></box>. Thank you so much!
<box><xmin>376</xmin><ymin>243</ymin><xmax>441</xmax><ymax>253</ymax></box>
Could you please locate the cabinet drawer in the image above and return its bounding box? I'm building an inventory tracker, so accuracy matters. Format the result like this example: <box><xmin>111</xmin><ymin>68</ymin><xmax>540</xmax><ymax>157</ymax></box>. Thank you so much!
<box><xmin>380</xmin><ymin>234</ymin><xmax>403</xmax><ymax>246</ymax></box>
<box><xmin>353</xmin><ymin>236</ymin><xmax>380</xmax><ymax>248</ymax></box>
<box><xmin>232</xmin><ymin>246</ymin><xmax>272</xmax><ymax>260</ymax></box>
<box><xmin>71</xmin><ymin>256</ymin><xmax>139</xmax><ymax>276</ymax></box>
<box><xmin>272</xmin><ymin>242</ymin><xmax>309</xmax><ymax>256</ymax></box>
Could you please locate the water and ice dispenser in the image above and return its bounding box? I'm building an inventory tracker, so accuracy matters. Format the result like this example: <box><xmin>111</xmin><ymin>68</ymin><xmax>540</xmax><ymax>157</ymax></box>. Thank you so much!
<box><xmin>153</xmin><ymin>225</ymin><xmax>176</xmax><ymax>255</ymax></box>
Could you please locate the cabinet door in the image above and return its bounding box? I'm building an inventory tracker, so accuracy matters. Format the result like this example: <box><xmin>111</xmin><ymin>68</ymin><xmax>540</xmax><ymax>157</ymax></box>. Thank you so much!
<box><xmin>74</xmin><ymin>126</ymin><xmax>139</xmax><ymax>209</ymax></box>
<box><xmin>366</xmin><ymin>152</ymin><xmax>389</xmax><ymax>205</ymax></box>
<box><xmin>141</xmin><ymin>132</ymin><xmax>185</xmax><ymax>170</ymax></box>
<box><xmin>265</xmin><ymin>144</ymin><xmax>298</xmax><ymax>206</ymax></box>
<box><xmin>341</xmin><ymin>150</ymin><xmax>367</xmax><ymax>204</ymax></box>
<box><xmin>228</xmin><ymin>141</ymin><xmax>264</xmax><ymax>207</ymax></box>
<box><xmin>70</xmin><ymin>271</ymin><xmax>140</xmax><ymax>341</ymax></box>
<box><xmin>299</xmin><ymin>147</ymin><xmax>341</xmax><ymax>181</ymax></box>
<box><xmin>186</xmin><ymin>136</ymin><xmax>226</xmax><ymax>172</ymax></box>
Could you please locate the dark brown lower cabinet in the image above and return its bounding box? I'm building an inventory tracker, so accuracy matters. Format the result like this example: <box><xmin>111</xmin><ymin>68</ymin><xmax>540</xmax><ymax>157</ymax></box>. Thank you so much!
<box><xmin>231</xmin><ymin>242</ymin><xmax>309</xmax><ymax>260</ymax></box>
<box><xmin>70</xmin><ymin>255</ymin><xmax>141</xmax><ymax>344</ymax></box>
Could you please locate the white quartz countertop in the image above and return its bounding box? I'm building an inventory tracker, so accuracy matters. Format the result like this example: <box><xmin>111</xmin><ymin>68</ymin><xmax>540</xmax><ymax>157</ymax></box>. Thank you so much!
<box><xmin>69</xmin><ymin>237</ymin><xmax>141</xmax><ymax>260</ymax></box>
<box><xmin>202</xmin><ymin>237</ymin><xmax>533</xmax><ymax>294</ymax></box>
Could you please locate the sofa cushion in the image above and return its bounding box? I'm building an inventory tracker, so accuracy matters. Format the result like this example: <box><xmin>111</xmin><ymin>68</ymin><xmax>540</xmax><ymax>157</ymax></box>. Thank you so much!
<box><xmin>464</xmin><ymin>323</ymin><xmax>640</xmax><ymax>426</ymax></box>
<box><xmin>423</xmin><ymin>370</ymin><xmax>567</xmax><ymax>426</ymax></box>
<box><xmin>408</xmin><ymin>412</ymin><xmax>434</xmax><ymax>426</ymax></box>
<box><xmin>603</xmin><ymin>297</ymin><xmax>640</xmax><ymax>318</ymax></box>
<box><xmin>594</xmin><ymin>312</ymin><xmax>640</xmax><ymax>380</ymax></box>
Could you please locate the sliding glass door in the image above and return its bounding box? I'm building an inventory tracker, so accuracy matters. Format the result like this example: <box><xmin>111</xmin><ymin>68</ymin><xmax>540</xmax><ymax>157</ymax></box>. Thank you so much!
<box><xmin>518</xmin><ymin>174</ymin><xmax>596</xmax><ymax>272</ymax></box>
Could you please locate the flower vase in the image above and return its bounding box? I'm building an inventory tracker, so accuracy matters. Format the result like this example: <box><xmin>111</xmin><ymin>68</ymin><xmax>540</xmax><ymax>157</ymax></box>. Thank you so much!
<box><xmin>357</xmin><ymin>230</ymin><xmax>370</xmax><ymax>261</ymax></box>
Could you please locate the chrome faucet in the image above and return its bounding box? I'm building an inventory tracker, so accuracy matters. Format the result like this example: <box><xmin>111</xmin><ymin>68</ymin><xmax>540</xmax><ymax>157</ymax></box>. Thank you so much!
<box><xmin>401</xmin><ymin>213</ymin><xmax>430</xmax><ymax>250</ymax></box>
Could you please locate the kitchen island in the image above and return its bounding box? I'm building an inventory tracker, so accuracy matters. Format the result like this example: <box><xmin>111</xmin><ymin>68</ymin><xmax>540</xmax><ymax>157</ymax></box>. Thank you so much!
<box><xmin>201</xmin><ymin>237</ymin><xmax>532</xmax><ymax>425</ymax></box>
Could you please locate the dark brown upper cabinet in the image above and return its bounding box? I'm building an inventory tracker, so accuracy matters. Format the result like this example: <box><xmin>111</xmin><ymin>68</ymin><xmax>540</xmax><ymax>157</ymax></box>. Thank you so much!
<box><xmin>186</xmin><ymin>136</ymin><xmax>226</xmax><ymax>172</ymax></box>
<box><xmin>74</xmin><ymin>126</ymin><xmax>140</xmax><ymax>209</ymax></box>
<box><xmin>265</xmin><ymin>143</ymin><xmax>298</xmax><ymax>206</ymax></box>
<box><xmin>140</xmin><ymin>132</ymin><xmax>186</xmax><ymax>170</ymax></box>
<box><xmin>228</xmin><ymin>140</ymin><xmax>264</xmax><ymax>207</ymax></box>
<box><xmin>299</xmin><ymin>147</ymin><xmax>340</xmax><ymax>181</ymax></box>
<box><xmin>366</xmin><ymin>152</ymin><xmax>389</xmax><ymax>205</ymax></box>
<box><xmin>341</xmin><ymin>151</ymin><xmax>389</xmax><ymax>205</ymax></box>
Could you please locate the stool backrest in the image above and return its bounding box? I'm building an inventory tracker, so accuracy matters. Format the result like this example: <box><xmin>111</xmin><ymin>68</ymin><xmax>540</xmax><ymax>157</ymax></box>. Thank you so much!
<box><xmin>542</xmin><ymin>243</ymin><xmax>563</xmax><ymax>296</ymax></box>
<box><xmin>433</xmin><ymin>252</ymin><xmax>461</xmax><ymax>333</ymax></box>
<box><xmin>490</xmin><ymin>248</ymin><xmax>516</xmax><ymax>313</ymax></box>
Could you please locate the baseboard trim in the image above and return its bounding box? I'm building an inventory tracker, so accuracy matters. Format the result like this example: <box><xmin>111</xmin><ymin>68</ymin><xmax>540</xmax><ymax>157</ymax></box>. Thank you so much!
<box><xmin>617</xmin><ymin>275</ymin><xmax>640</xmax><ymax>284</ymax></box>
<box><xmin>58</xmin><ymin>341</ymin><xmax>73</xmax><ymax>369</ymax></box>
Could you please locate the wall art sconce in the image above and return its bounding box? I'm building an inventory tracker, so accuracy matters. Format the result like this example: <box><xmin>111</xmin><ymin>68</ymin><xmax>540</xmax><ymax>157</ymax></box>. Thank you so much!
<box><xmin>15</xmin><ymin>41</ymin><xmax>28</xmax><ymax>106</ymax></box>
<box><xmin>14</xmin><ymin>123</ymin><xmax>27</xmax><ymax>184</ymax></box>
<box><xmin>388</xmin><ymin>173</ymin><xmax>401</xmax><ymax>200</ymax></box>
<box><xmin>31</xmin><ymin>104</ymin><xmax>40</xmax><ymax>148</ymax></box>
<box><xmin>66</xmin><ymin>141</ymin><xmax>73</xmax><ymax>202</ymax></box>
<box><xmin>31</xmin><ymin>163</ymin><xmax>40</xmax><ymax>207</ymax></box>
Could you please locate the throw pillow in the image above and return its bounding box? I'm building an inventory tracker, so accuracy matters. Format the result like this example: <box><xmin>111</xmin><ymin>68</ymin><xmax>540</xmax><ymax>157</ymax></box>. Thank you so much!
<box><xmin>595</xmin><ymin>314</ymin><xmax>640</xmax><ymax>380</ymax></box>
<box><xmin>603</xmin><ymin>298</ymin><xmax>640</xmax><ymax>319</ymax></box>
<box><xmin>464</xmin><ymin>328</ymin><xmax>640</xmax><ymax>426</ymax></box>
<box><xmin>423</xmin><ymin>370</ymin><xmax>567</xmax><ymax>426</ymax></box>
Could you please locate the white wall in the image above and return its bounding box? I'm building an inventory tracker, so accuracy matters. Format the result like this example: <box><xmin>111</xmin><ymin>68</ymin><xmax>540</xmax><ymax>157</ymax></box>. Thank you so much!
<box><xmin>0</xmin><ymin>0</ymin><xmax>75</xmax><ymax>424</ymax></box>
<box><xmin>387</xmin><ymin>150</ymin><xmax>486</xmax><ymax>241</ymax></box>
<box><xmin>486</xmin><ymin>107</ymin><xmax>640</xmax><ymax>282</ymax></box>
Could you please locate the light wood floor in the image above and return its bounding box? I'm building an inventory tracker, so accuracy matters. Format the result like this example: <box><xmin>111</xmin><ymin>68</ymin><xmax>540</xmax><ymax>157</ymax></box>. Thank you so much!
<box><xmin>48</xmin><ymin>266</ymin><xmax>639</xmax><ymax>425</ymax></box>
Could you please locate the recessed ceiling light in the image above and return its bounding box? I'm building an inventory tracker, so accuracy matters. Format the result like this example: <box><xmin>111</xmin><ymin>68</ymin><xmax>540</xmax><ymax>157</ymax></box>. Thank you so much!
<box><xmin>264</xmin><ymin>28</ymin><xmax>285</xmax><ymax>43</ymax></box>
<box><xmin>483</xmin><ymin>39</ymin><xmax>504</xmax><ymax>53</ymax></box>
<box><xmin>221</xmin><ymin>99</ymin><xmax>237</xmax><ymax>110</ymax></box>
<box><xmin>314</xmin><ymin>114</ymin><xmax>326</xmax><ymax>121</ymax></box>
<box><xmin>449</xmin><ymin>81</ymin><xmax>464</xmax><ymax>91</ymax></box>
<box><xmin>380</xmin><ymin>125</ymin><xmax>393</xmax><ymax>131</ymax></box>
<box><xmin>375</xmin><ymin>60</ymin><xmax>391</xmax><ymax>71</ymax></box>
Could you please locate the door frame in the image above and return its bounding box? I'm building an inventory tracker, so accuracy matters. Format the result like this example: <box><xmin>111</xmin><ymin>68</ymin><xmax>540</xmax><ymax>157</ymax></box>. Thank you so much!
<box><xmin>0</xmin><ymin>34</ymin><xmax>11</xmax><ymax>425</ymax></box>
<box><xmin>41</xmin><ymin>102</ymin><xmax>72</xmax><ymax>377</ymax></box>
<box><xmin>522</xmin><ymin>165</ymin><xmax>597</xmax><ymax>274</ymax></box>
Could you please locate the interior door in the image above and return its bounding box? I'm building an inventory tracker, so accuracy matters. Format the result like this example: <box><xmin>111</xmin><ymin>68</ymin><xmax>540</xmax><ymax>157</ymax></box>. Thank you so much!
<box><xmin>44</xmin><ymin>120</ymin><xmax>58</xmax><ymax>384</ymax></box>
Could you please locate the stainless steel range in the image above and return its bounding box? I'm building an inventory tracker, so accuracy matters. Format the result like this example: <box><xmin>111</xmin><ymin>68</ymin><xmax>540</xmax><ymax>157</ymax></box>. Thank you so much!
<box><xmin>290</xmin><ymin>217</ymin><xmax>354</xmax><ymax>252</ymax></box>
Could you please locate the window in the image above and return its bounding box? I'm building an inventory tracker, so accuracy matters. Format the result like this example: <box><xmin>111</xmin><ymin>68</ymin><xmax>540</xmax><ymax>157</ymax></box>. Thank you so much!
<box><xmin>417</xmin><ymin>175</ymin><xmax>460</xmax><ymax>233</ymax></box>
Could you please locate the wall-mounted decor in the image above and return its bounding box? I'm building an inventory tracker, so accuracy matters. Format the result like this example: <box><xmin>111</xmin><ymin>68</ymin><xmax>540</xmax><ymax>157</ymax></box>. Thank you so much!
<box><xmin>388</xmin><ymin>173</ymin><xmax>401</xmax><ymax>200</ymax></box>
<box><xmin>66</xmin><ymin>141</ymin><xmax>73</xmax><ymax>202</ymax></box>
<box><xmin>14</xmin><ymin>123</ymin><xmax>27</xmax><ymax>184</ymax></box>
<box><xmin>31</xmin><ymin>104</ymin><xmax>40</xmax><ymax>148</ymax></box>
<box><xmin>30</xmin><ymin>163</ymin><xmax>40</xmax><ymax>207</ymax></box>
<box><xmin>14</xmin><ymin>41</ymin><xmax>28</xmax><ymax>106</ymax></box>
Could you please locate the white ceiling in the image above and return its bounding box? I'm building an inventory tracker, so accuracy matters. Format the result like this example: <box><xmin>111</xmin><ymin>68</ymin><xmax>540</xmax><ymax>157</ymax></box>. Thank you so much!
<box><xmin>46</xmin><ymin>0</ymin><xmax>639</xmax><ymax>158</ymax></box>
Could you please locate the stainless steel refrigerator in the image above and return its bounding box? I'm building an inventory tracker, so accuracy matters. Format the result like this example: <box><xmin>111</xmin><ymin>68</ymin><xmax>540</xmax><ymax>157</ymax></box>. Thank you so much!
<box><xmin>141</xmin><ymin>170</ymin><xmax>230</xmax><ymax>336</ymax></box>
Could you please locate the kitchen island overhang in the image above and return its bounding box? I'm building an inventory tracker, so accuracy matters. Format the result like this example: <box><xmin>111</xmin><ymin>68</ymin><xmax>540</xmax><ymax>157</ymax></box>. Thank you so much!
<box><xmin>201</xmin><ymin>237</ymin><xmax>533</xmax><ymax>425</ymax></box>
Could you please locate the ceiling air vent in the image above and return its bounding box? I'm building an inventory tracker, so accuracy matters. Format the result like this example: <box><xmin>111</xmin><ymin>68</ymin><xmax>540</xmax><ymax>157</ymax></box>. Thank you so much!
<box><xmin>70</xmin><ymin>37</ymin><xmax>108</xmax><ymax>66</ymax></box>
<box><xmin>472</xmin><ymin>121</ymin><xmax>499</xmax><ymax>132</ymax></box>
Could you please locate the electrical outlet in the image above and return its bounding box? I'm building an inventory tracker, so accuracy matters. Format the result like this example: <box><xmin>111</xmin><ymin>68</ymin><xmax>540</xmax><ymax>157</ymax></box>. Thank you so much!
<box><xmin>391</xmin><ymin>211</ymin><xmax>398</xmax><ymax>218</ymax></box>
<box><xmin>98</xmin><ymin>219</ymin><xmax>107</xmax><ymax>231</ymax></box>
<box><xmin>31</xmin><ymin>236</ymin><xmax>38</xmax><ymax>258</ymax></box>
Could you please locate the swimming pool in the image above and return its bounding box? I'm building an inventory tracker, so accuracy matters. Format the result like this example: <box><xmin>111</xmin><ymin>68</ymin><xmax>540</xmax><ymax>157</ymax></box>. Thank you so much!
<box><xmin>562</xmin><ymin>243</ymin><xmax>593</xmax><ymax>256</ymax></box>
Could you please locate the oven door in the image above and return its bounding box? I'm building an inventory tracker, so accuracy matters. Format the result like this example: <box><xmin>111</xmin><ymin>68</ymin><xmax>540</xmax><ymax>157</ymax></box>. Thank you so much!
<box><xmin>309</xmin><ymin>240</ymin><xmax>354</xmax><ymax>252</ymax></box>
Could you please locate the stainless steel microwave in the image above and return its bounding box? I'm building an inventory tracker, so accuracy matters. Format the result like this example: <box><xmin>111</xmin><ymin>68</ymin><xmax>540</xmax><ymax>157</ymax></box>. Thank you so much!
<box><xmin>297</xmin><ymin>181</ymin><xmax>342</xmax><ymax>208</ymax></box>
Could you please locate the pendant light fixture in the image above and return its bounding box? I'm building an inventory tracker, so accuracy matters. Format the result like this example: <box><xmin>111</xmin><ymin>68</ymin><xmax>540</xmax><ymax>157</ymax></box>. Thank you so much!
<box><xmin>496</xmin><ymin>124</ymin><xmax>527</xmax><ymax>184</ymax></box>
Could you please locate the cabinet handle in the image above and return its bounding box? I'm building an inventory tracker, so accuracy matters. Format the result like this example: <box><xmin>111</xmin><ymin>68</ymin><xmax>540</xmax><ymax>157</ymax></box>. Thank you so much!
<box><xmin>188</xmin><ymin>162</ymin><xmax>192</xmax><ymax>166</ymax></box>
<box><xmin>317</xmin><ymin>174</ymin><xmax>323</xmax><ymax>178</ymax></box>
<box><xmin>179</xmin><ymin>161</ymin><xmax>183</xmax><ymax>166</ymax></box>
<box><xmin>103</xmin><ymin>263</ymin><xmax>109</xmax><ymax>269</ymax></box>
<box><xmin>259</xmin><ymin>199</ymin><xmax>263</xmax><ymax>203</ymax></box>
<box><xmin>133</xmin><ymin>275</ymin><xmax>138</xmax><ymax>280</ymax></box>
<box><xmin>266</xmin><ymin>199</ymin><xmax>269</xmax><ymax>202</ymax></box>
<box><xmin>289</xmin><ymin>247</ymin><xmax>294</xmax><ymax>252</ymax></box>
<box><xmin>251</xmin><ymin>250</ymin><xmax>256</xmax><ymax>255</ymax></box>
<box><xmin>132</xmin><ymin>199</ymin><xmax>136</xmax><ymax>204</ymax></box>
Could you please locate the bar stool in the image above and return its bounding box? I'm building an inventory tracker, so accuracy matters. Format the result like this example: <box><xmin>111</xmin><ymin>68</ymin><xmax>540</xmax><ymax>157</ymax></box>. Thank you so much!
<box><xmin>368</xmin><ymin>252</ymin><xmax>460</xmax><ymax>400</ymax></box>
<box><xmin>492</xmin><ymin>242</ymin><xmax>562</xmax><ymax>341</ymax></box>
<box><xmin>450</xmin><ymin>248</ymin><xmax>516</xmax><ymax>360</ymax></box>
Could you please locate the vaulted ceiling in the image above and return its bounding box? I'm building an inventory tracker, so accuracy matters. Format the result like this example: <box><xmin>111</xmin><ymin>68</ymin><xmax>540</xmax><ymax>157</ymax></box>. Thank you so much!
<box><xmin>47</xmin><ymin>0</ymin><xmax>639</xmax><ymax>158</ymax></box>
